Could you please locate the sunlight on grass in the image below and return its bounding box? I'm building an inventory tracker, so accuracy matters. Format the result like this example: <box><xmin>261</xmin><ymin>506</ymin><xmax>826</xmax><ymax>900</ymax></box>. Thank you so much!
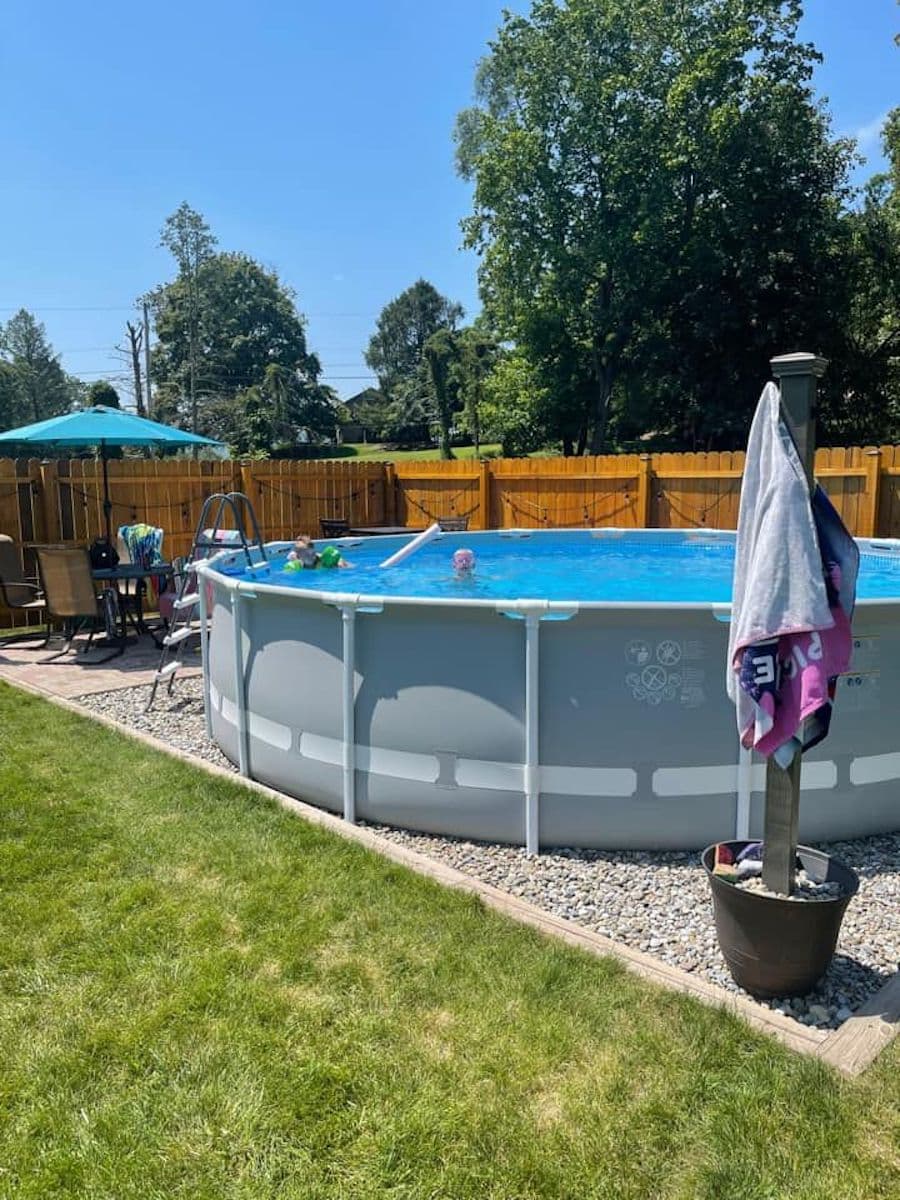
<box><xmin>0</xmin><ymin>682</ymin><xmax>898</xmax><ymax>1198</ymax></box>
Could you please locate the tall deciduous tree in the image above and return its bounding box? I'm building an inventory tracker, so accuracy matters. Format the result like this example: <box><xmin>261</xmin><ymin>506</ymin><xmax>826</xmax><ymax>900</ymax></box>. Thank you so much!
<box><xmin>0</xmin><ymin>309</ymin><xmax>81</xmax><ymax>427</ymax></box>
<box><xmin>150</xmin><ymin>251</ymin><xmax>333</xmax><ymax>453</ymax></box>
<box><xmin>365</xmin><ymin>280</ymin><xmax>463</xmax><ymax>411</ymax></box>
<box><xmin>423</xmin><ymin>328</ymin><xmax>461</xmax><ymax>459</ymax></box>
<box><xmin>455</xmin><ymin>326</ymin><xmax>497</xmax><ymax>456</ymax></box>
<box><xmin>456</xmin><ymin>0</ymin><xmax>854</xmax><ymax>452</ymax></box>
<box><xmin>480</xmin><ymin>350</ymin><xmax>551</xmax><ymax>456</ymax></box>
<box><xmin>158</xmin><ymin>203</ymin><xmax>217</xmax><ymax>434</ymax></box>
<box><xmin>822</xmin><ymin>109</ymin><xmax>900</xmax><ymax>443</ymax></box>
<box><xmin>86</xmin><ymin>380</ymin><xmax>121</xmax><ymax>408</ymax></box>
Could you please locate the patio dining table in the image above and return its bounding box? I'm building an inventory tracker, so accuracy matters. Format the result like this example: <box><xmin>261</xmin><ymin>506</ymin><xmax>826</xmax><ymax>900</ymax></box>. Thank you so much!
<box><xmin>92</xmin><ymin>561</ymin><xmax>174</xmax><ymax>647</ymax></box>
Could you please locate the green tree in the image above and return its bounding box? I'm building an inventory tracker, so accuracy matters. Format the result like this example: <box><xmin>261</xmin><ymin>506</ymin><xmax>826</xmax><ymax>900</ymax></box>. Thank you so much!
<box><xmin>0</xmin><ymin>361</ymin><xmax>22</xmax><ymax>432</ymax></box>
<box><xmin>157</xmin><ymin>203</ymin><xmax>217</xmax><ymax>434</ymax></box>
<box><xmin>0</xmin><ymin>309</ymin><xmax>80</xmax><ymax>427</ymax></box>
<box><xmin>150</xmin><ymin>251</ymin><xmax>330</xmax><ymax>454</ymax></box>
<box><xmin>423</xmin><ymin>328</ymin><xmax>461</xmax><ymax>459</ymax></box>
<box><xmin>480</xmin><ymin>351</ymin><xmax>549</xmax><ymax>456</ymax></box>
<box><xmin>456</xmin><ymin>0</ymin><xmax>854</xmax><ymax>452</ymax></box>
<box><xmin>455</xmin><ymin>326</ymin><xmax>498</xmax><ymax>455</ymax></box>
<box><xmin>822</xmin><ymin>109</ymin><xmax>900</xmax><ymax>444</ymax></box>
<box><xmin>365</xmin><ymin>279</ymin><xmax>463</xmax><ymax>393</ymax></box>
<box><xmin>86</xmin><ymin>380</ymin><xmax>121</xmax><ymax>409</ymax></box>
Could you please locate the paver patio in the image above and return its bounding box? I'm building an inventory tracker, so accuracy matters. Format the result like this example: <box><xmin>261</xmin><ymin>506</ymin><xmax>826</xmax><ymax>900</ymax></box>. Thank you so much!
<box><xmin>0</xmin><ymin>631</ymin><xmax>201</xmax><ymax>698</ymax></box>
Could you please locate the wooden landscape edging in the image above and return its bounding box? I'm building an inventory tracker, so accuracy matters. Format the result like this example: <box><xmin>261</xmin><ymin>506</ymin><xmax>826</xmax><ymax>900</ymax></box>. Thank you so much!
<box><xmin>5</xmin><ymin>670</ymin><xmax>898</xmax><ymax>1076</ymax></box>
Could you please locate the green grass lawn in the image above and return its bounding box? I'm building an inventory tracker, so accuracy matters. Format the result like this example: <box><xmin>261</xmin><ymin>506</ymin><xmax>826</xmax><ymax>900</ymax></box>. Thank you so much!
<box><xmin>327</xmin><ymin>442</ymin><xmax>503</xmax><ymax>461</ymax></box>
<box><xmin>1</xmin><ymin>684</ymin><xmax>899</xmax><ymax>1199</ymax></box>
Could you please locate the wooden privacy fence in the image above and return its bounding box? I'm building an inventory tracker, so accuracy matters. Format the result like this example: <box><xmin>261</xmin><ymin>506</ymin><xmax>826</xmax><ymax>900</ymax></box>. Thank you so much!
<box><xmin>2</xmin><ymin>445</ymin><xmax>900</xmax><ymax>622</ymax></box>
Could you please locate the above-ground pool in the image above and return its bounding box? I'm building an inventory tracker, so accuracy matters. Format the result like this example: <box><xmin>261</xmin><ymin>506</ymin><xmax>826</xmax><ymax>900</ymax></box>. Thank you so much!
<box><xmin>197</xmin><ymin>529</ymin><xmax>900</xmax><ymax>851</ymax></box>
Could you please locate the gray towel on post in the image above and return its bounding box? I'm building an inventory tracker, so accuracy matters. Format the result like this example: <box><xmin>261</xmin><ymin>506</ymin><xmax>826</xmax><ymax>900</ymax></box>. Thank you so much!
<box><xmin>726</xmin><ymin>382</ymin><xmax>833</xmax><ymax>737</ymax></box>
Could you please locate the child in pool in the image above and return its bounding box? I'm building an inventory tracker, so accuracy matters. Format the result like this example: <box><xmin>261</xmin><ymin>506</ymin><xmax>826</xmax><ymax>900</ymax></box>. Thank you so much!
<box><xmin>286</xmin><ymin>535</ymin><xmax>351</xmax><ymax>570</ymax></box>
<box><xmin>452</xmin><ymin>547</ymin><xmax>476</xmax><ymax>577</ymax></box>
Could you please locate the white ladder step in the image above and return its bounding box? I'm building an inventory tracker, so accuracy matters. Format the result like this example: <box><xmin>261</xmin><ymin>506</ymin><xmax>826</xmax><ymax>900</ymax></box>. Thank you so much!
<box><xmin>163</xmin><ymin>625</ymin><xmax>200</xmax><ymax>646</ymax></box>
<box><xmin>154</xmin><ymin>661</ymin><xmax>180</xmax><ymax>681</ymax></box>
<box><xmin>173</xmin><ymin>593</ymin><xmax>198</xmax><ymax>610</ymax></box>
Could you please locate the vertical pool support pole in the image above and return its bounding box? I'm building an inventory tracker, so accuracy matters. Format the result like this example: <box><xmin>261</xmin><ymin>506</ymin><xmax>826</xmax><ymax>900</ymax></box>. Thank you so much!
<box><xmin>762</xmin><ymin>352</ymin><xmax>826</xmax><ymax>895</ymax></box>
<box><xmin>231</xmin><ymin>586</ymin><xmax>249</xmax><ymax>776</ymax></box>
<box><xmin>524</xmin><ymin>611</ymin><xmax>541</xmax><ymax>856</ymax></box>
<box><xmin>199</xmin><ymin>566</ymin><xmax>212</xmax><ymax>740</ymax></box>
<box><xmin>339</xmin><ymin>603</ymin><xmax>357</xmax><ymax>824</ymax></box>
<box><xmin>736</xmin><ymin>743</ymin><xmax>752</xmax><ymax>840</ymax></box>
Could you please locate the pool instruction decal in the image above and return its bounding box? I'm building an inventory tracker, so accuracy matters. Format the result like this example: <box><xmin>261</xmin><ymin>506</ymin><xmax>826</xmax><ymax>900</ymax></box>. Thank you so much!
<box><xmin>625</xmin><ymin>638</ymin><xmax>706</xmax><ymax>707</ymax></box>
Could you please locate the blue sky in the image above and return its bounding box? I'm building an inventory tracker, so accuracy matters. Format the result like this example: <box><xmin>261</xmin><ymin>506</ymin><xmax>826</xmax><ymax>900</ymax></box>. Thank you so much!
<box><xmin>0</xmin><ymin>0</ymin><xmax>896</xmax><ymax>405</ymax></box>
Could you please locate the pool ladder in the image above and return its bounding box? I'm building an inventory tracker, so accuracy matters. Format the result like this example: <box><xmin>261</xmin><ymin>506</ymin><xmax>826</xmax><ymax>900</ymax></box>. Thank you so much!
<box><xmin>146</xmin><ymin>492</ymin><xmax>267</xmax><ymax>710</ymax></box>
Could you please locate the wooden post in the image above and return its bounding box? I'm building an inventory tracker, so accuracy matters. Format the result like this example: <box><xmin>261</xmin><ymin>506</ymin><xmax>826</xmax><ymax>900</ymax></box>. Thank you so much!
<box><xmin>38</xmin><ymin>459</ymin><xmax>62</xmax><ymax>545</ymax></box>
<box><xmin>384</xmin><ymin>463</ymin><xmax>397</xmax><ymax>525</ymax></box>
<box><xmin>862</xmin><ymin>449</ymin><xmax>882</xmax><ymax>538</ymax></box>
<box><xmin>230</xmin><ymin>458</ymin><xmax>243</xmax><ymax>497</ymax></box>
<box><xmin>762</xmin><ymin>352</ymin><xmax>827</xmax><ymax>896</ymax></box>
<box><xmin>479</xmin><ymin>459</ymin><xmax>491</xmax><ymax>530</ymax></box>
<box><xmin>636</xmin><ymin>454</ymin><xmax>652</xmax><ymax>529</ymax></box>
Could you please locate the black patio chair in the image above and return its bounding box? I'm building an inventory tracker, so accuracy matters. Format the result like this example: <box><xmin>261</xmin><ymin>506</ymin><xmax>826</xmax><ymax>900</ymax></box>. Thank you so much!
<box><xmin>320</xmin><ymin>518</ymin><xmax>350</xmax><ymax>539</ymax></box>
<box><xmin>0</xmin><ymin>534</ymin><xmax>47</xmax><ymax>646</ymax></box>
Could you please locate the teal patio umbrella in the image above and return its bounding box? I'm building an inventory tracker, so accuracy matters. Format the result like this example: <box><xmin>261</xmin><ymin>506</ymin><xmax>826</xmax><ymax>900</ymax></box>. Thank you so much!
<box><xmin>0</xmin><ymin>406</ymin><xmax>222</xmax><ymax>543</ymax></box>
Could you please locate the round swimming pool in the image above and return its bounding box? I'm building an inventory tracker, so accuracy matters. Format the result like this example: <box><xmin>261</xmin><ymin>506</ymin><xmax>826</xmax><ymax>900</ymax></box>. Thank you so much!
<box><xmin>197</xmin><ymin>528</ymin><xmax>900</xmax><ymax>851</ymax></box>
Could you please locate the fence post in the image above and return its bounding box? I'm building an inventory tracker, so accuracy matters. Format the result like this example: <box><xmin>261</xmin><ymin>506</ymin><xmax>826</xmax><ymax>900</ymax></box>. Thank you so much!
<box><xmin>762</xmin><ymin>351</ymin><xmax>827</xmax><ymax>897</ymax></box>
<box><xmin>38</xmin><ymin>459</ymin><xmax>62</xmax><ymax>545</ymax></box>
<box><xmin>479</xmin><ymin>459</ymin><xmax>491</xmax><ymax>530</ymax></box>
<box><xmin>862</xmin><ymin>448</ymin><xmax>882</xmax><ymax>537</ymax></box>
<box><xmin>636</xmin><ymin>454</ymin><xmax>652</xmax><ymax>529</ymax></box>
<box><xmin>384</xmin><ymin>463</ymin><xmax>397</xmax><ymax>524</ymax></box>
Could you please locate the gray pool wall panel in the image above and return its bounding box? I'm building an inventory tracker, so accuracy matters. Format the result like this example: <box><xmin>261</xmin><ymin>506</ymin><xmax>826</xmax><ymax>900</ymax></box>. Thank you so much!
<box><xmin>201</xmin><ymin>538</ymin><xmax>900</xmax><ymax>850</ymax></box>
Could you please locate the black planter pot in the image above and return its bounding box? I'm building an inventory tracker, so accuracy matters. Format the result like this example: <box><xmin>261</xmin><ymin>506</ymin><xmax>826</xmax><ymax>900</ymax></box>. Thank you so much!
<box><xmin>702</xmin><ymin>841</ymin><xmax>859</xmax><ymax>998</ymax></box>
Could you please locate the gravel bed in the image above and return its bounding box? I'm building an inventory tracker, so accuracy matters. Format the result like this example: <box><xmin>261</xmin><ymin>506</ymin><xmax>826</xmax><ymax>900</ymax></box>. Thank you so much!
<box><xmin>75</xmin><ymin>681</ymin><xmax>899</xmax><ymax>1032</ymax></box>
<box><xmin>76</xmin><ymin>677</ymin><xmax>236</xmax><ymax>774</ymax></box>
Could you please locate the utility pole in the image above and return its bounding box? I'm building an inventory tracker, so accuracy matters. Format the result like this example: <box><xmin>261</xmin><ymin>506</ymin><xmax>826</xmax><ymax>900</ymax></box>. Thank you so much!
<box><xmin>189</xmin><ymin>246</ymin><xmax>198</xmax><ymax>436</ymax></box>
<box><xmin>142</xmin><ymin>301</ymin><xmax>152</xmax><ymax>419</ymax></box>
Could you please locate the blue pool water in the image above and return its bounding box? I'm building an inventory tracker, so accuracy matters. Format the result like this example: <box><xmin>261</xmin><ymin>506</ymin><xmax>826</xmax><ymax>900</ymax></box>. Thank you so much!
<box><xmin>225</xmin><ymin>531</ymin><xmax>900</xmax><ymax>604</ymax></box>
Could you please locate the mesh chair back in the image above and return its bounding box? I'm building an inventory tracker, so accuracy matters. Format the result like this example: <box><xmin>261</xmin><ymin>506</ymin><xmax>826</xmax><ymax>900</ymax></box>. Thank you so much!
<box><xmin>0</xmin><ymin>535</ymin><xmax>33</xmax><ymax>606</ymax></box>
<box><xmin>36</xmin><ymin>546</ymin><xmax>98</xmax><ymax>619</ymax></box>
<box><xmin>438</xmin><ymin>516</ymin><xmax>469</xmax><ymax>532</ymax></box>
<box><xmin>320</xmin><ymin>518</ymin><xmax>350</xmax><ymax>539</ymax></box>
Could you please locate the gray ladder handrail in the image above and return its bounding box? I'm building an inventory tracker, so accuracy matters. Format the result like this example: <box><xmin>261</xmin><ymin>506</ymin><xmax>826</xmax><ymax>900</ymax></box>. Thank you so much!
<box><xmin>146</xmin><ymin>490</ymin><xmax>267</xmax><ymax>710</ymax></box>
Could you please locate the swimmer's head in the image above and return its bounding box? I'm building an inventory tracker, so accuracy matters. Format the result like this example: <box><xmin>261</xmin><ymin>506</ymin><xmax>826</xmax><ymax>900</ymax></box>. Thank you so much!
<box><xmin>452</xmin><ymin>548</ymin><xmax>476</xmax><ymax>574</ymax></box>
<box><xmin>290</xmin><ymin>536</ymin><xmax>318</xmax><ymax>568</ymax></box>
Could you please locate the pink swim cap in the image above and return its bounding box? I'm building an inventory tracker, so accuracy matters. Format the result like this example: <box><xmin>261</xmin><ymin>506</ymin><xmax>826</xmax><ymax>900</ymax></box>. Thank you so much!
<box><xmin>452</xmin><ymin>548</ymin><xmax>476</xmax><ymax>571</ymax></box>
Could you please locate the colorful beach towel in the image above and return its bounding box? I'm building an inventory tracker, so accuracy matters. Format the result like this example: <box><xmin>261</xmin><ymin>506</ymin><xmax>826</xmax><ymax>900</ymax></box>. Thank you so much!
<box><xmin>726</xmin><ymin>384</ymin><xmax>858</xmax><ymax>766</ymax></box>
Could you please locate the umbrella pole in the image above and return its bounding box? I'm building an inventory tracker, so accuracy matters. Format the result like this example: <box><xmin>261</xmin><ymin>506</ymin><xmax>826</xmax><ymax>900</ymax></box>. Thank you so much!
<box><xmin>101</xmin><ymin>441</ymin><xmax>113</xmax><ymax>545</ymax></box>
<box><xmin>762</xmin><ymin>353</ymin><xmax>827</xmax><ymax>896</ymax></box>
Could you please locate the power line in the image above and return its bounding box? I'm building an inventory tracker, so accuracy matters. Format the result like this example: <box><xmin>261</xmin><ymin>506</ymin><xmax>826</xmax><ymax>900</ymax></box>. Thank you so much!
<box><xmin>0</xmin><ymin>305</ymin><xmax>135</xmax><ymax>313</ymax></box>
<box><xmin>1</xmin><ymin>304</ymin><xmax>381</xmax><ymax>317</ymax></box>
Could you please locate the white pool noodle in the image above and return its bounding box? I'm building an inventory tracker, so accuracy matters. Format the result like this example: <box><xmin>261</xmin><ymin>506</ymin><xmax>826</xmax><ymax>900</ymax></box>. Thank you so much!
<box><xmin>379</xmin><ymin>523</ymin><xmax>442</xmax><ymax>568</ymax></box>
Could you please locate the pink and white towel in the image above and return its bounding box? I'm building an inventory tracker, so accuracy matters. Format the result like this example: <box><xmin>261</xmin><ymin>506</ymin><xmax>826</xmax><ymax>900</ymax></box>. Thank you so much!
<box><xmin>727</xmin><ymin>383</ymin><xmax>858</xmax><ymax>766</ymax></box>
